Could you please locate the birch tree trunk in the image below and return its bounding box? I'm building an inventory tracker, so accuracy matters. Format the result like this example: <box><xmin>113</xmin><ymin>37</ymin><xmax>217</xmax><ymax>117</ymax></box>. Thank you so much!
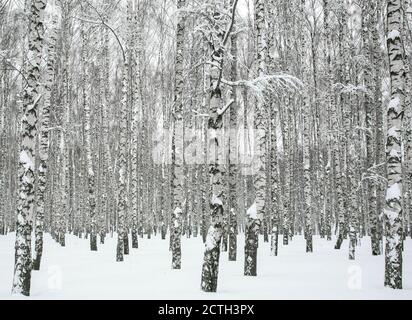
<box><xmin>266</xmin><ymin>0</ymin><xmax>280</xmax><ymax>256</ymax></box>
<box><xmin>12</xmin><ymin>0</ymin><xmax>46</xmax><ymax>296</ymax></box>
<box><xmin>300</xmin><ymin>0</ymin><xmax>313</xmax><ymax>253</ymax></box>
<box><xmin>402</xmin><ymin>0</ymin><xmax>412</xmax><ymax>240</ymax></box>
<box><xmin>200</xmin><ymin>67</ymin><xmax>226</xmax><ymax>291</ymax></box>
<box><xmin>372</xmin><ymin>0</ymin><xmax>384</xmax><ymax>252</ymax></box>
<box><xmin>334</xmin><ymin>4</ymin><xmax>347</xmax><ymax>250</ymax></box>
<box><xmin>361</xmin><ymin>1</ymin><xmax>380</xmax><ymax>256</ymax></box>
<box><xmin>348</xmin><ymin>140</ymin><xmax>359</xmax><ymax>260</ymax></box>
<box><xmin>100</xmin><ymin>2</ymin><xmax>113</xmax><ymax>245</ymax></box>
<box><xmin>384</xmin><ymin>0</ymin><xmax>405</xmax><ymax>289</ymax></box>
<box><xmin>245</xmin><ymin>0</ymin><xmax>265</xmax><ymax>277</ymax></box>
<box><xmin>171</xmin><ymin>0</ymin><xmax>186</xmax><ymax>270</ymax></box>
<box><xmin>83</xmin><ymin>31</ymin><xmax>97</xmax><ymax>252</ymax></box>
<box><xmin>33</xmin><ymin>14</ymin><xmax>57</xmax><ymax>271</ymax></box>
<box><xmin>200</xmin><ymin>39</ymin><xmax>210</xmax><ymax>244</ymax></box>
<box><xmin>200</xmin><ymin>0</ymin><xmax>237</xmax><ymax>292</ymax></box>
<box><xmin>228</xmin><ymin>0</ymin><xmax>238</xmax><ymax>262</ymax></box>
<box><xmin>323</xmin><ymin>0</ymin><xmax>333</xmax><ymax>241</ymax></box>
<box><xmin>116</xmin><ymin>61</ymin><xmax>129</xmax><ymax>262</ymax></box>
<box><xmin>130</xmin><ymin>0</ymin><xmax>140</xmax><ymax>250</ymax></box>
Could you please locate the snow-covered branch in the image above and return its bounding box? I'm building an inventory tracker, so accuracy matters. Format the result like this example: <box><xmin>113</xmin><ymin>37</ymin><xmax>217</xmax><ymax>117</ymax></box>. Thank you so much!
<box><xmin>217</xmin><ymin>99</ymin><xmax>234</xmax><ymax>116</ymax></box>
<box><xmin>333</xmin><ymin>83</ymin><xmax>370</xmax><ymax>96</ymax></box>
<box><xmin>221</xmin><ymin>73</ymin><xmax>303</xmax><ymax>101</ymax></box>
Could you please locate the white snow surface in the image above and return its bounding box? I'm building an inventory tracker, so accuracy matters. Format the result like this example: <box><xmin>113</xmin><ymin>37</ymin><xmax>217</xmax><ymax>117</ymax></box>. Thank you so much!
<box><xmin>1</xmin><ymin>233</ymin><xmax>412</xmax><ymax>300</ymax></box>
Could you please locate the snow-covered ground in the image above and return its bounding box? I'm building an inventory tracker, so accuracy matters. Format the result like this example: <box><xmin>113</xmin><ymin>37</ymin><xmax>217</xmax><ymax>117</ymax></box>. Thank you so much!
<box><xmin>1</xmin><ymin>232</ymin><xmax>412</xmax><ymax>299</ymax></box>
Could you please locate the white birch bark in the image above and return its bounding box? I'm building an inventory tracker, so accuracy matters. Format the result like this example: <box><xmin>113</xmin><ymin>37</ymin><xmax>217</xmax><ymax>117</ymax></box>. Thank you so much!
<box><xmin>245</xmin><ymin>0</ymin><xmax>266</xmax><ymax>277</ymax></box>
<box><xmin>12</xmin><ymin>0</ymin><xmax>46</xmax><ymax>296</ymax></box>
<box><xmin>171</xmin><ymin>0</ymin><xmax>186</xmax><ymax>269</ymax></box>
<box><xmin>384</xmin><ymin>0</ymin><xmax>405</xmax><ymax>289</ymax></box>
<box><xmin>33</xmin><ymin>14</ymin><xmax>57</xmax><ymax>270</ymax></box>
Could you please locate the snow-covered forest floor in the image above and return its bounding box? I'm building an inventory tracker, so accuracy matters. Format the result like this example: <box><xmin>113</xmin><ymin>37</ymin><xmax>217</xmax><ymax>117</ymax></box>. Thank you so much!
<box><xmin>1</xmin><ymin>233</ymin><xmax>412</xmax><ymax>300</ymax></box>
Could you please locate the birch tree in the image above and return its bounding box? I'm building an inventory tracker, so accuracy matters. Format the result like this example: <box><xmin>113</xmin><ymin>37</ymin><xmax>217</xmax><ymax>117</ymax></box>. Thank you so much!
<box><xmin>171</xmin><ymin>0</ymin><xmax>186</xmax><ymax>269</ymax></box>
<box><xmin>12</xmin><ymin>0</ymin><xmax>46</xmax><ymax>297</ymax></box>
<box><xmin>300</xmin><ymin>0</ymin><xmax>313</xmax><ymax>253</ymax></box>
<box><xmin>384</xmin><ymin>0</ymin><xmax>405</xmax><ymax>289</ymax></box>
<box><xmin>200</xmin><ymin>0</ymin><xmax>238</xmax><ymax>292</ymax></box>
<box><xmin>245</xmin><ymin>0</ymin><xmax>266</xmax><ymax>276</ymax></box>
<box><xmin>33</xmin><ymin>12</ymin><xmax>58</xmax><ymax>271</ymax></box>
<box><xmin>228</xmin><ymin>0</ymin><xmax>238</xmax><ymax>262</ymax></box>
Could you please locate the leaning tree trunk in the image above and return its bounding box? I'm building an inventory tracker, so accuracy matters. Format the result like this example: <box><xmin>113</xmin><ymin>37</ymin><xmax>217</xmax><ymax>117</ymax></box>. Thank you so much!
<box><xmin>384</xmin><ymin>0</ymin><xmax>405</xmax><ymax>289</ymax></box>
<box><xmin>12</xmin><ymin>0</ymin><xmax>46</xmax><ymax>296</ymax></box>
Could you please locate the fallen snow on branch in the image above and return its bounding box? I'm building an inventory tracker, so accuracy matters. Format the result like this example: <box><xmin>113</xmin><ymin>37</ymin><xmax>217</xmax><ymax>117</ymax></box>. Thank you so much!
<box><xmin>221</xmin><ymin>73</ymin><xmax>303</xmax><ymax>102</ymax></box>
<box><xmin>333</xmin><ymin>83</ymin><xmax>369</xmax><ymax>96</ymax></box>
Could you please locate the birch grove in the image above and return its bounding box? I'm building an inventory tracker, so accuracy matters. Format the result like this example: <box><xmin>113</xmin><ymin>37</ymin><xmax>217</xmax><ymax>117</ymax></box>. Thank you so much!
<box><xmin>1</xmin><ymin>0</ymin><xmax>412</xmax><ymax>297</ymax></box>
